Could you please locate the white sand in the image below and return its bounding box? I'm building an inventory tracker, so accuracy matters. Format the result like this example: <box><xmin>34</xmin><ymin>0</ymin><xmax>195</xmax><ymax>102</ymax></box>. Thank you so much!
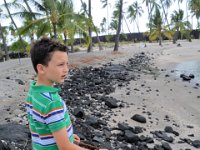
<box><xmin>108</xmin><ymin>40</ymin><xmax>200</xmax><ymax>149</ymax></box>
<box><xmin>0</xmin><ymin>39</ymin><xmax>200</xmax><ymax>149</ymax></box>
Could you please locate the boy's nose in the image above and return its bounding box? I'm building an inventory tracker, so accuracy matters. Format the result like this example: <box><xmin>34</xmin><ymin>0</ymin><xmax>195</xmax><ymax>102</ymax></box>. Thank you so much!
<box><xmin>64</xmin><ymin>66</ymin><xmax>69</xmax><ymax>73</ymax></box>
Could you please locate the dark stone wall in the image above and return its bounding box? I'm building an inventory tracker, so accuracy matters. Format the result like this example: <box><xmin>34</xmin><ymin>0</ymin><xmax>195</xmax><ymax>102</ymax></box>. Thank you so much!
<box><xmin>73</xmin><ymin>30</ymin><xmax>199</xmax><ymax>45</ymax></box>
<box><xmin>9</xmin><ymin>52</ymin><xmax>28</xmax><ymax>59</ymax></box>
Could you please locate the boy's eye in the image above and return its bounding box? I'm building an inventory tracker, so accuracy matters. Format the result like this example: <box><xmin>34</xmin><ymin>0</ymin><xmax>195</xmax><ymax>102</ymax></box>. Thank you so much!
<box><xmin>58</xmin><ymin>63</ymin><xmax>68</xmax><ymax>66</ymax></box>
<box><xmin>58</xmin><ymin>63</ymin><xmax>64</xmax><ymax>66</ymax></box>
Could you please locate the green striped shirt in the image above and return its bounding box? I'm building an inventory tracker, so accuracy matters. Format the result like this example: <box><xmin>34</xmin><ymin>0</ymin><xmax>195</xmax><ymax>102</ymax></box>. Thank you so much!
<box><xmin>25</xmin><ymin>81</ymin><xmax>74</xmax><ymax>150</ymax></box>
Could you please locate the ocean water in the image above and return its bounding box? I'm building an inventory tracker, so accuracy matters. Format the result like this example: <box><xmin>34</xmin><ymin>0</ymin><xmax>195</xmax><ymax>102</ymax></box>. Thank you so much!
<box><xmin>175</xmin><ymin>61</ymin><xmax>200</xmax><ymax>83</ymax></box>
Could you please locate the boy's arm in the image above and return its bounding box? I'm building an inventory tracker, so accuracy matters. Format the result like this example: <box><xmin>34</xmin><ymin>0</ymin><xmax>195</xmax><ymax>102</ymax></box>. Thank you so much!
<box><xmin>53</xmin><ymin>127</ymin><xmax>87</xmax><ymax>150</ymax></box>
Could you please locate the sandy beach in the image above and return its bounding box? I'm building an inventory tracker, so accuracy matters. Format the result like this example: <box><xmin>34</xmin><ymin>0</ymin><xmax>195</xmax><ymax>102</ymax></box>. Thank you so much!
<box><xmin>0</xmin><ymin>39</ymin><xmax>200</xmax><ymax>149</ymax></box>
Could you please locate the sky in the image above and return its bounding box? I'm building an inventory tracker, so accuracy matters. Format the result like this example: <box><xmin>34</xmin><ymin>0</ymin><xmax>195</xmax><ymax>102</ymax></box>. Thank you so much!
<box><xmin>72</xmin><ymin>0</ymin><xmax>198</xmax><ymax>34</ymax></box>
<box><xmin>0</xmin><ymin>0</ymin><xmax>198</xmax><ymax>36</ymax></box>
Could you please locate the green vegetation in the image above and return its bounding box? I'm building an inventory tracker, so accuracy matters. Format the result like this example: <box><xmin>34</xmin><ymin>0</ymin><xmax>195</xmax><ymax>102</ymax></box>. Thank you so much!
<box><xmin>10</xmin><ymin>39</ymin><xmax>29</xmax><ymax>53</ymax></box>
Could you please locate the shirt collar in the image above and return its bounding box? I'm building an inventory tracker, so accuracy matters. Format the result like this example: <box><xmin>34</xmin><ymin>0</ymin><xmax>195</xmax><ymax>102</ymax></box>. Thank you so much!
<box><xmin>30</xmin><ymin>80</ymin><xmax>60</xmax><ymax>93</ymax></box>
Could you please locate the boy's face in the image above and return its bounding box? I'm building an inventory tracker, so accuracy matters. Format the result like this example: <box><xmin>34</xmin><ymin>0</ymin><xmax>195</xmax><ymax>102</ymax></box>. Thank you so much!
<box><xmin>40</xmin><ymin>50</ymin><xmax>69</xmax><ymax>86</ymax></box>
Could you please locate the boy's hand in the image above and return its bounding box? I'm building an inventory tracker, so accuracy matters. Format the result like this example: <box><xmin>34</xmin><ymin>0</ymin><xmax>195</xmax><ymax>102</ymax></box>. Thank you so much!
<box><xmin>74</xmin><ymin>134</ymin><xmax>81</xmax><ymax>144</ymax></box>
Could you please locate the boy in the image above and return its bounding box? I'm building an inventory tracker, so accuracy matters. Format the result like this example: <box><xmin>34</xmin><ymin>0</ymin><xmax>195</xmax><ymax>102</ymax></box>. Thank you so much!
<box><xmin>25</xmin><ymin>38</ymin><xmax>86</xmax><ymax>150</ymax></box>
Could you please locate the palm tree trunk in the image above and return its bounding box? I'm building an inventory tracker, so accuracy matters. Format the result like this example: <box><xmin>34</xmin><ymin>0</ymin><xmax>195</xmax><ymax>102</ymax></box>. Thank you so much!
<box><xmin>24</xmin><ymin>0</ymin><xmax>36</xmax><ymax>42</ymax></box>
<box><xmin>63</xmin><ymin>32</ymin><xmax>67</xmax><ymax>46</ymax></box>
<box><xmin>87</xmin><ymin>0</ymin><xmax>92</xmax><ymax>52</ymax></box>
<box><xmin>96</xmin><ymin>31</ymin><xmax>103</xmax><ymax>50</ymax></box>
<box><xmin>114</xmin><ymin>0</ymin><xmax>123</xmax><ymax>51</ymax></box>
<box><xmin>123</xmin><ymin>15</ymin><xmax>131</xmax><ymax>33</ymax></box>
<box><xmin>81</xmin><ymin>0</ymin><xmax>103</xmax><ymax>51</ymax></box>
<box><xmin>30</xmin><ymin>33</ymin><xmax>34</xmax><ymax>42</ymax></box>
<box><xmin>198</xmin><ymin>19</ymin><xmax>200</xmax><ymax>39</ymax></box>
<box><xmin>24</xmin><ymin>0</ymin><xmax>36</xmax><ymax>20</ymax></box>
<box><xmin>160</xmin><ymin>0</ymin><xmax>170</xmax><ymax>30</ymax></box>
<box><xmin>53</xmin><ymin>23</ymin><xmax>57</xmax><ymax>39</ymax></box>
<box><xmin>173</xmin><ymin>29</ymin><xmax>179</xmax><ymax>44</ymax></box>
<box><xmin>3</xmin><ymin>0</ymin><xmax>26</xmax><ymax>52</ymax></box>
<box><xmin>0</xmin><ymin>23</ymin><xmax>9</xmax><ymax>60</ymax></box>
<box><xmin>159</xmin><ymin>35</ymin><xmax>162</xmax><ymax>46</ymax></box>
<box><xmin>71</xmin><ymin>44</ymin><xmax>74</xmax><ymax>53</ymax></box>
<box><xmin>186</xmin><ymin>0</ymin><xmax>189</xmax><ymax>23</ymax></box>
<box><xmin>149</xmin><ymin>2</ymin><xmax>153</xmax><ymax>33</ymax></box>
<box><xmin>135</xmin><ymin>20</ymin><xmax>140</xmax><ymax>33</ymax></box>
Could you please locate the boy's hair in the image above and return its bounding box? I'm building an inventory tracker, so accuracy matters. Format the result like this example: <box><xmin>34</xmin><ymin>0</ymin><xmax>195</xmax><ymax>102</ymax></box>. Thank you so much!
<box><xmin>30</xmin><ymin>37</ymin><xmax>68</xmax><ymax>73</ymax></box>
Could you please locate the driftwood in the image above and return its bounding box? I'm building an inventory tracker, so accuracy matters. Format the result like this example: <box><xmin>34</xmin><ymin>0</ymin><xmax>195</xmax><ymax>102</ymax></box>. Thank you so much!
<box><xmin>79</xmin><ymin>142</ymin><xmax>100</xmax><ymax>150</ymax></box>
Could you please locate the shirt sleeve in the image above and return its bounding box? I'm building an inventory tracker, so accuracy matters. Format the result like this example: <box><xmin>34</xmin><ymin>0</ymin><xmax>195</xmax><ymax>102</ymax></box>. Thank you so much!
<box><xmin>45</xmin><ymin>100</ymin><xmax>66</xmax><ymax>132</ymax></box>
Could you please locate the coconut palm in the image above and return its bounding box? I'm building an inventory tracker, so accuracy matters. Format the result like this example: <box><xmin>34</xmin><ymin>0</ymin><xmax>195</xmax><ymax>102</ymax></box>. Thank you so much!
<box><xmin>127</xmin><ymin>1</ymin><xmax>144</xmax><ymax>33</ymax></box>
<box><xmin>159</xmin><ymin>0</ymin><xmax>172</xmax><ymax>29</ymax></box>
<box><xmin>101</xmin><ymin>0</ymin><xmax>111</xmax><ymax>35</ymax></box>
<box><xmin>80</xmin><ymin>0</ymin><xmax>103</xmax><ymax>52</ymax></box>
<box><xmin>13</xmin><ymin>8</ymin><xmax>43</xmax><ymax>42</ymax></box>
<box><xmin>109</xmin><ymin>19</ymin><xmax>118</xmax><ymax>32</ymax></box>
<box><xmin>143</xmin><ymin>0</ymin><xmax>160</xmax><ymax>33</ymax></box>
<box><xmin>114</xmin><ymin>0</ymin><xmax>123</xmax><ymax>51</ymax></box>
<box><xmin>174</xmin><ymin>0</ymin><xmax>183</xmax><ymax>10</ymax></box>
<box><xmin>0</xmin><ymin>8</ymin><xmax>9</xmax><ymax>60</ymax></box>
<box><xmin>109</xmin><ymin>0</ymin><xmax>123</xmax><ymax>33</ymax></box>
<box><xmin>171</xmin><ymin>9</ymin><xmax>192</xmax><ymax>43</ymax></box>
<box><xmin>56</xmin><ymin>0</ymin><xmax>75</xmax><ymax>51</ymax></box>
<box><xmin>100</xmin><ymin>17</ymin><xmax>107</xmax><ymax>34</ymax></box>
<box><xmin>23</xmin><ymin>0</ymin><xmax>37</xmax><ymax>20</ymax></box>
<box><xmin>20</xmin><ymin>0</ymin><xmax>90</xmax><ymax>49</ymax></box>
<box><xmin>87</xmin><ymin>0</ymin><xmax>92</xmax><ymax>52</ymax></box>
<box><xmin>24</xmin><ymin>0</ymin><xmax>72</xmax><ymax>39</ymax></box>
<box><xmin>189</xmin><ymin>0</ymin><xmax>200</xmax><ymax>28</ymax></box>
<box><xmin>14</xmin><ymin>0</ymin><xmax>42</xmax><ymax>42</ymax></box>
<box><xmin>147</xmin><ymin>7</ymin><xmax>172</xmax><ymax>45</ymax></box>
<box><xmin>27</xmin><ymin>0</ymin><xmax>53</xmax><ymax>38</ymax></box>
<box><xmin>2</xmin><ymin>0</ymin><xmax>27</xmax><ymax>52</ymax></box>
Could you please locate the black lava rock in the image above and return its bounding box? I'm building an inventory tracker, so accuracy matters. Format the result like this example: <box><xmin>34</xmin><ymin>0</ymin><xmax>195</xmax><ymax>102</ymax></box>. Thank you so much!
<box><xmin>124</xmin><ymin>130</ymin><xmax>139</xmax><ymax>143</ymax></box>
<box><xmin>131</xmin><ymin>114</ymin><xmax>147</xmax><ymax>123</ymax></box>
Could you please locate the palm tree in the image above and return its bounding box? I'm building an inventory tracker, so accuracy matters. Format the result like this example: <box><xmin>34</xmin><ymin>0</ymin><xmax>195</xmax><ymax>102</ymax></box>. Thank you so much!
<box><xmin>189</xmin><ymin>0</ymin><xmax>200</xmax><ymax>29</ymax></box>
<box><xmin>23</xmin><ymin>0</ymin><xmax>37</xmax><ymax>20</ymax></box>
<box><xmin>101</xmin><ymin>0</ymin><xmax>110</xmax><ymax>35</ymax></box>
<box><xmin>171</xmin><ymin>9</ymin><xmax>192</xmax><ymax>43</ymax></box>
<box><xmin>87</xmin><ymin>0</ymin><xmax>92</xmax><ymax>52</ymax></box>
<box><xmin>127</xmin><ymin>1</ymin><xmax>144</xmax><ymax>33</ymax></box>
<box><xmin>2</xmin><ymin>0</ymin><xmax>27</xmax><ymax>52</ymax></box>
<box><xmin>174</xmin><ymin>0</ymin><xmax>183</xmax><ymax>10</ymax></box>
<box><xmin>18</xmin><ymin>0</ymin><xmax>54</xmax><ymax>39</ymax></box>
<box><xmin>80</xmin><ymin>0</ymin><xmax>103</xmax><ymax>51</ymax></box>
<box><xmin>0</xmin><ymin>8</ymin><xmax>9</xmax><ymax>60</ymax></box>
<box><xmin>16</xmin><ymin>0</ymin><xmax>39</xmax><ymax>42</ymax></box>
<box><xmin>56</xmin><ymin>0</ymin><xmax>74</xmax><ymax>50</ymax></box>
<box><xmin>114</xmin><ymin>0</ymin><xmax>123</xmax><ymax>51</ymax></box>
<box><xmin>147</xmin><ymin>7</ymin><xmax>172</xmax><ymax>45</ymax></box>
<box><xmin>143</xmin><ymin>0</ymin><xmax>160</xmax><ymax>33</ymax></box>
<box><xmin>20</xmin><ymin>0</ymin><xmax>90</xmax><ymax>47</ymax></box>
<box><xmin>26</xmin><ymin>0</ymin><xmax>70</xmax><ymax>39</ymax></box>
<box><xmin>109</xmin><ymin>19</ymin><xmax>118</xmax><ymax>32</ymax></box>
<box><xmin>160</xmin><ymin>0</ymin><xmax>172</xmax><ymax>29</ymax></box>
<box><xmin>100</xmin><ymin>17</ymin><xmax>107</xmax><ymax>34</ymax></box>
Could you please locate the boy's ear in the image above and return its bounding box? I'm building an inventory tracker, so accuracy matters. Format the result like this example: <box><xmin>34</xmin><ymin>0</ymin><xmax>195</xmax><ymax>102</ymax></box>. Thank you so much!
<box><xmin>36</xmin><ymin>64</ymin><xmax>45</xmax><ymax>74</ymax></box>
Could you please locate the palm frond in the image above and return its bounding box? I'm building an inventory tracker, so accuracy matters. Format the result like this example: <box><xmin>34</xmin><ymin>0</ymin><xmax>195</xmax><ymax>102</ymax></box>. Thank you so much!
<box><xmin>1</xmin><ymin>1</ymin><xmax>26</xmax><ymax>12</ymax></box>
<box><xmin>11</xmin><ymin>11</ymin><xmax>43</xmax><ymax>19</ymax></box>
<box><xmin>162</xmin><ymin>31</ymin><xmax>173</xmax><ymax>40</ymax></box>
<box><xmin>149</xmin><ymin>30</ymin><xmax>159</xmax><ymax>41</ymax></box>
<box><xmin>18</xmin><ymin>17</ymin><xmax>47</xmax><ymax>35</ymax></box>
<box><xmin>28</xmin><ymin>0</ymin><xmax>46</xmax><ymax>12</ymax></box>
<box><xmin>36</xmin><ymin>22</ymin><xmax>50</xmax><ymax>38</ymax></box>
